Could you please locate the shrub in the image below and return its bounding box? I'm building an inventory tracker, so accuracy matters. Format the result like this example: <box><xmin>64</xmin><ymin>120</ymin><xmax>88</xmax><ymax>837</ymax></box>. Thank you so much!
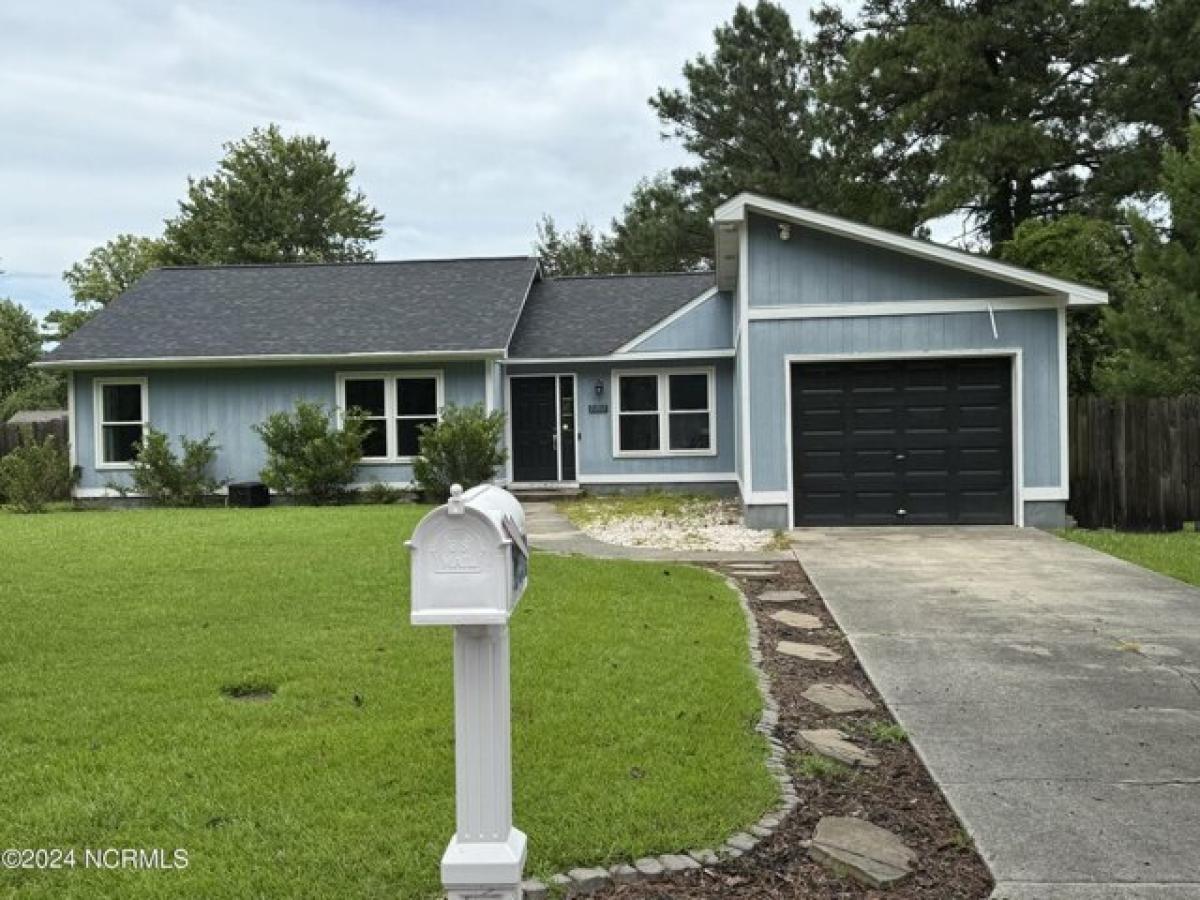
<box><xmin>412</xmin><ymin>403</ymin><xmax>506</xmax><ymax>501</ymax></box>
<box><xmin>0</xmin><ymin>428</ymin><xmax>75</xmax><ymax>513</ymax></box>
<box><xmin>124</xmin><ymin>428</ymin><xmax>221</xmax><ymax>506</ymax></box>
<box><xmin>360</xmin><ymin>481</ymin><xmax>406</xmax><ymax>505</ymax></box>
<box><xmin>254</xmin><ymin>401</ymin><xmax>367</xmax><ymax>504</ymax></box>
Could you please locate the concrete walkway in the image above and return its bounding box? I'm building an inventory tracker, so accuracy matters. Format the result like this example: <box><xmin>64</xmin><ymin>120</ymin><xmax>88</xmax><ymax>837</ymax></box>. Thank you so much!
<box><xmin>524</xmin><ymin>502</ymin><xmax>793</xmax><ymax>563</ymax></box>
<box><xmin>791</xmin><ymin>527</ymin><xmax>1200</xmax><ymax>899</ymax></box>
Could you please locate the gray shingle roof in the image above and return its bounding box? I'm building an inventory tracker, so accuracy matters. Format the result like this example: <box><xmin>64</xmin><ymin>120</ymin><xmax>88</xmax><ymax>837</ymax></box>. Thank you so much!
<box><xmin>42</xmin><ymin>257</ymin><xmax>540</xmax><ymax>364</ymax></box>
<box><xmin>507</xmin><ymin>272</ymin><xmax>716</xmax><ymax>358</ymax></box>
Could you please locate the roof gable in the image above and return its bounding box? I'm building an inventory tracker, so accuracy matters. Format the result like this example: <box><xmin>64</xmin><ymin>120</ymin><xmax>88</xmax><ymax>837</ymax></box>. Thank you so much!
<box><xmin>714</xmin><ymin>193</ymin><xmax>1108</xmax><ymax>307</ymax></box>
<box><xmin>507</xmin><ymin>272</ymin><xmax>716</xmax><ymax>359</ymax></box>
<box><xmin>41</xmin><ymin>257</ymin><xmax>539</xmax><ymax>367</ymax></box>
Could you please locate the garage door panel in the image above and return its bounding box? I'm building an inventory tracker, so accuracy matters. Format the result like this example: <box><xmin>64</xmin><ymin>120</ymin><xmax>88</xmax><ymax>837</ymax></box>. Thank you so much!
<box><xmin>791</xmin><ymin>357</ymin><xmax>1013</xmax><ymax>526</ymax></box>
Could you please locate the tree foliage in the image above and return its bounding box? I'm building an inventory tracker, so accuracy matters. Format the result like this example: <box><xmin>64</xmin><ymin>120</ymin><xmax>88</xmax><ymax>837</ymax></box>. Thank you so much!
<box><xmin>160</xmin><ymin>124</ymin><xmax>384</xmax><ymax>265</ymax></box>
<box><xmin>50</xmin><ymin>234</ymin><xmax>165</xmax><ymax>340</ymax></box>
<box><xmin>1097</xmin><ymin>123</ymin><xmax>1200</xmax><ymax>396</ymax></box>
<box><xmin>0</xmin><ymin>372</ymin><xmax>66</xmax><ymax>423</ymax></box>
<box><xmin>0</xmin><ymin>299</ymin><xmax>43</xmax><ymax>400</ymax></box>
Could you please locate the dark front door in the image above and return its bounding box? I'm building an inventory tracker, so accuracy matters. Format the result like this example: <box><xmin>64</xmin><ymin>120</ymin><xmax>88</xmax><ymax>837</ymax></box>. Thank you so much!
<box><xmin>791</xmin><ymin>357</ymin><xmax>1013</xmax><ymax>526</ymax></box>
<box><xmin>511</xmin><ymin>377</ymin><xmax>560</xmax><ymax>482</ymax></box>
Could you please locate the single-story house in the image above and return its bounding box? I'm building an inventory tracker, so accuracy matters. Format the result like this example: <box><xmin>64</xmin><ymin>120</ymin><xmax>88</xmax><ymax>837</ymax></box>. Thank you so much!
<box><xmin>38</xmin><ymin>193</ymin><xmax>1106</xmax><ymax>528</ymax></box>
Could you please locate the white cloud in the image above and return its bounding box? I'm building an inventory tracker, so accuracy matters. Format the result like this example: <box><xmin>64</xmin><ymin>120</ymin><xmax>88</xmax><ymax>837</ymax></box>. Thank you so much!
<box><xmin>0</xmin><ymin>0</ymin><xmax>818</xmax><ymax>319</ymax></box>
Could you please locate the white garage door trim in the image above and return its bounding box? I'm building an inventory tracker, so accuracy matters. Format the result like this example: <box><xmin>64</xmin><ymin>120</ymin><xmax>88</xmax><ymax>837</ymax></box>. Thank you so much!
<box><xmin>782</xmin><ymin>349</ymin><xmax>1025</xmax><ymax>528</ymax></box>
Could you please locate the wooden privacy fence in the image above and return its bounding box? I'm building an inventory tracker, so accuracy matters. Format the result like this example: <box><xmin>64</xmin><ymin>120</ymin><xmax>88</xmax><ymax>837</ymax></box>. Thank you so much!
<box><xmin>1069</xmin><ymin>395</ymin><xmax>1200</xmax><ymax>531</ymax></box>
<box><xmin>0</xmin><ymin>419</ymin><xmax>69</xmax><ymax>459</ymax></box>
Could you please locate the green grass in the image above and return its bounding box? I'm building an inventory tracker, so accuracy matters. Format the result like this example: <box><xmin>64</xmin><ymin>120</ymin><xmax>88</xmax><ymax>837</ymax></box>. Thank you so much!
<box><xmin>866</xmin><ymin>722</ymin><xmax>908</xmax><ymax>745</ymax></box>
<box><xmin>1058</xmin><ymin>524</ymin><xmax>1200</xmax><ymax>588</ymax></box>
<box><xmin>0</xmin><ymin>506</ymin><xmax>774</xmax><ymax>899</ymax></box>
<box><xmin>558</xmin><ymin>491</ymin><xmax>711</xmax><ymax>528</ymax></box>
<box><xmin>791</xmin><ymin>752</ymin><xmax>851</xmax><ymax>782</ymax></box>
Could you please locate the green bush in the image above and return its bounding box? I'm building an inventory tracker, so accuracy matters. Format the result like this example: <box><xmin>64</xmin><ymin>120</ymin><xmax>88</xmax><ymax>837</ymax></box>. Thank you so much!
<box><xmin>254</xmin><ymin>401</ymin><xmax>367</xmax><ymax>504</ymax></box>
<box><xmin>123</xmin><ymin>428</ymin><xmax>221</xmax><ymax>506</ymax></box>
<box><xmin>412</xmin><ymin>403</ymin><xmax>506</xmax><ymax>501</ymax></box>
<box><xmin>0</xmin><ymin>428</ymin><xmax>75</xmax><ymax>513</ymax></box>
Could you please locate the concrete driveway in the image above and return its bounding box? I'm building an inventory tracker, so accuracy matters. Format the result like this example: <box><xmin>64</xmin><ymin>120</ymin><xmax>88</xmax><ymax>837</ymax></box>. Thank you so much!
<box><xmin>792</xmin><ymin>527</ymin><xmax>1200</xmax><ymax>900</ymax></box>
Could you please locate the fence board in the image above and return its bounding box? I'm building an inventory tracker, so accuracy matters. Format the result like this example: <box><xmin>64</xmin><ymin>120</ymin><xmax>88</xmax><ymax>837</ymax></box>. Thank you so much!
<box><xmin>0</xmin><ymin>419</ymin><xmax>69</xmax><ymax>459</ymax></box>
<box><xmin>1069</xmin><ymin>396</ymin><xmax>1197</xmax><ymax>530</ymax></box>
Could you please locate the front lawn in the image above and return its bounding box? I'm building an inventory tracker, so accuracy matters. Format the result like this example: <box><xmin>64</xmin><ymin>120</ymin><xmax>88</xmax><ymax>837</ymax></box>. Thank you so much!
<box><xmin>0</xmin><ymin>506</ymin><xmax>774</xmax><ymax>899</ymax></box>
<box><xmin>1058</xmin><ymin>525</ymin><xmax>1200</xmax><ymax>587</ymax></box>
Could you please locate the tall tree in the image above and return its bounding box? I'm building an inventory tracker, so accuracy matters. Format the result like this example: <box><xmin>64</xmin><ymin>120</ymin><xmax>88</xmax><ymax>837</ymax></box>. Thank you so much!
<box><xmin>608</xmin><ymin>175</ymin><xmax>712</xmax><ymax>272</ymax></box>
<box><xmin>0</xmin><ymin>298</ymin><xmax>43</xmax><ymax>399</ymax></box>
<box><xmin>1000</xmin><ymin>215</ymin><xmax>1134</xmax><ymax>394</ymax></box>
<box><xmin>47</xmin><ymin>234</ymin><xmax>164</xmax><ymax>340</ymax></box>
<box><xmin>160</xmin><ymin>124</ymin><xmax>383</xmax><ymax>265</ymax></box>
<box><xmin>533</xmin><ymin>216</ymin><xmax>617</xmax><ymax>277</ymax></box>
<box><xmin>1097</xmin><ymin>122</ymin><xmax>1200</xmax><ymax>396</ymax></box>
<box><xmin>814</xmin><ymin>0</ymin><xmax>1146</xmax><ymax>246</ymax></box>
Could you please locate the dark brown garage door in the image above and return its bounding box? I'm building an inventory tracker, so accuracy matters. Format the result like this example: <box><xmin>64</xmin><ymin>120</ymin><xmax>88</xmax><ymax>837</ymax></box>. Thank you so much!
<box><xmin>790</xmin><ymin>357</ymin><xmax>1013</xmax><ymax>526</ymax></box>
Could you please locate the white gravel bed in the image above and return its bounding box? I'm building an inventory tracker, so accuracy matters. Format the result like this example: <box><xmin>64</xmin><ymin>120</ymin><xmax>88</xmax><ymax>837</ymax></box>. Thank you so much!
<box><xmin>578</xmin><ymin>499</ymin><xmax>775</xmax><ymax>552</ymax></box>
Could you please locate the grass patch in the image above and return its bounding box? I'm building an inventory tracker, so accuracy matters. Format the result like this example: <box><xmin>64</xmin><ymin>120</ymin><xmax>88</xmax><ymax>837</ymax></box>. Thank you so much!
<box><xmin>1058</xmin><ymin>524</ymin><xmax>1200</xmax><ymax>588</ymax></box>
<box><xmin>792</xmin><ymin>752</ymin><xmax>852</xmax><ymax>782</ymax></box>
<box><xmin>0</xmin><ymin>506</ymin><xmax>774</xmax><ymax>898</ymax></box>
<box><xmin>559</xmin><ymin>491</ymin><xmax>709</xmax><ymax>528</ymax></box>
<box><xmin>866</xmin><ymin>721</ymin><xmax>908</xmax><ymax>744</ymax></box>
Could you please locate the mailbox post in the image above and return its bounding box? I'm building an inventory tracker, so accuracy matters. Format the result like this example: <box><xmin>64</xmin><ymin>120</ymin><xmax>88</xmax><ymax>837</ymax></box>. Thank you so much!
<box><xmin>409</xmin><ymin>484</ymin><xmax>530</xmax><ymax>900</ymax></box>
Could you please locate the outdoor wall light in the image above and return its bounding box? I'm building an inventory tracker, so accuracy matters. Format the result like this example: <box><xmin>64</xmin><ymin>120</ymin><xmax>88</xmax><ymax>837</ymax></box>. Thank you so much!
<box><xmin>778</xmin><ymin>221</ymin><xmax>792</xmax><ymax>241</ymax></box>
<box><xmin>594</xmin><ymin>379</ymin><xmax>604</xmax><ymax>398</ymax></box>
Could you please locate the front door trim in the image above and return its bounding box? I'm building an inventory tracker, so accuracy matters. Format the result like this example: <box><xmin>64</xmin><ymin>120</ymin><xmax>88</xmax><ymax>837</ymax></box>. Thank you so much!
<box><xmin>782</xmin><ymin>349</ymin><xmax>1024</xmax><ymax>528</ymax></box>
<box><xmin>505</xmin><ymin>372</ymin><xmax>579</xmax><ymax>485</ymax></box>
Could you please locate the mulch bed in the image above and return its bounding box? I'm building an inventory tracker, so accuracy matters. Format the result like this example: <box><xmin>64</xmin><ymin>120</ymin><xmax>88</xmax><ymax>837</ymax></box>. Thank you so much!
<box><xmin>597</xmin><ymin>560</ymin><xmax>993</xmax><ymax>899</ymax></box>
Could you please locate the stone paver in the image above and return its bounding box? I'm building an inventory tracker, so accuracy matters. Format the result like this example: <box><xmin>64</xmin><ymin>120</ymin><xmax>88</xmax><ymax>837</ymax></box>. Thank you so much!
<box><xmin>794</xmin><ymin>527</ymin><xmax>1200</xmax><ymax>898</ymax></box>
<box><xmin>658</xmin><ymin>853</ymin><xmax>700</xmax><ymax>873</ymax></box>
<box><xmin>809</xmin><ymin>816</ymin><xmax>916</xmax><ymax>888</ymax></box>
<box><xmin>725</xmin><ymin>832</ymin><xmax>758</xmax><ymax>852</ymax></box>
<box><xmin>521</xmin><ymin>879</ymin><xmax>548</xmax><ymax>899</ymax></box>
<box><xmin>801</xmin><ymin>682</ymin><xmax>876</xmax><ymax>713</ymax></box>
<box><xmin>758</xmin><ymin>590</ymin><xmax>806</xmax><ymax>604</ymax></box>
<box><xmin>688</xmin><ymin>848</ymin><xmax>719</xmax><ymax>866</ymax></box>
<box><xmin>770</xmin><ymin>609</ymin><xmax>824</xmax><ymax>630</ymax></box>
<box><xmin>777</xmin><ymin>640</ymin><xmax>842</xmax><ymax>662</ymax></box>
<box><xmin>609</xmin><ymin>863</ymin><xmax>638</xmax><ymax>884</ymax></box>
<box><xmin>567</xmin><ymin>867</ymin><xmax>610</xmax><ymax>893</ymax></box>
<box><xmin>798</xmin><ymin>728</ymin><xmax>880</xmax><ymax>767</ymax></box>
<box><xmin>633</xmin><ymin>857</ymin><xmax>665</xmax><ymax>878</ymax></box>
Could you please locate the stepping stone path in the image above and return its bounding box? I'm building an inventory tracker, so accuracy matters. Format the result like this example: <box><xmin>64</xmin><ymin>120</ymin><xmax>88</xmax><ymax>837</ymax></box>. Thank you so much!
<box><xmin>771</xmin><ymin>609</ymin><xmax>823</xmax><ymax>630</ymax></box>
<box><xmin>798</xmin><ymin>728</ymin><xmax>880</xmax><ymax>768</ymax></box>
<box><xmin>777</xmin><ymin>641</ymin><xmax>842</xmax><ymax>662</ymax></box>
<box><xmin>802</xmin><ymin>682</ymin><xmax>876</xmax><ymax>713</ymax></box>
<box><xmin>809</xmin><ymin>816</ymin><xmax>916</xmax><ymax>888</ymax></box>
<box><xmin>758</xmin><ymin>590</ymin><xmax>805</xmax><ymax>604</ymax></box>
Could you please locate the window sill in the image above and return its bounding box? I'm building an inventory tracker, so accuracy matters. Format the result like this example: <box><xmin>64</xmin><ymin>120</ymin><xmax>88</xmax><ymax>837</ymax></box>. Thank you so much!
<box><xmin>357</xmin><ymin>457</ymin><xmax>420</xmax><ymax>466</ymax></box>
<box><xmin>613</xmin><ymin>449</ymin><xmax>718</xmax><ymax>460</ymax></box>
<box><xmin>95</xmin><ymin>462</ymin><xmax>135</xmax><ymax>471</ymax></box>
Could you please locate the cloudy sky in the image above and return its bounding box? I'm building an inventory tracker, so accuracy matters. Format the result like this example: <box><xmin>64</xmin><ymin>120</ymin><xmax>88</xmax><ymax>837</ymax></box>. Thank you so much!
<box><xmin>0</xmin><ymin>0</ymin><xmax>818</xmax><ymax>322</ymax></box>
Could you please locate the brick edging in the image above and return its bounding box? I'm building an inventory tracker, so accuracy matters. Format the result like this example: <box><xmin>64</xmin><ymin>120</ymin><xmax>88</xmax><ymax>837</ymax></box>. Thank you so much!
<box><xmin>522</xmin><ymin>575</ymin><xmax>796</xmax><ymax>898</ymax></box>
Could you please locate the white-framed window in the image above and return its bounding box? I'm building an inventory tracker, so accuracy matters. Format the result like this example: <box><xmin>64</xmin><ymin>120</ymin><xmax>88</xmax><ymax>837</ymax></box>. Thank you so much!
<box><xmin>612</xmin><ymin>367</ymin><xmax>716</xmax><ymax>457</ymax></box>
<box><xmin>93</xmin><ymin>377</ymin><xmax>148</xmax><ymax>469</ymax></box>
<box><xmin>336</xmin><ymin>370</ymin><xmax>444</xmax><ymax>462</ymax></box>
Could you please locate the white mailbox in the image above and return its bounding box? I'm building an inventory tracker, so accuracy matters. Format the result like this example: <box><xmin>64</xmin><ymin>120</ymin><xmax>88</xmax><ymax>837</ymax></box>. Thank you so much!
<box><xmin>407</xmin><ymin>483</ymin><xmax>530</xmax><ymax>900</ymax></box>
<box><xmin>409</xmin><ymin>483</ymin><xmax>529</xmax><ymax>626</ymax></box>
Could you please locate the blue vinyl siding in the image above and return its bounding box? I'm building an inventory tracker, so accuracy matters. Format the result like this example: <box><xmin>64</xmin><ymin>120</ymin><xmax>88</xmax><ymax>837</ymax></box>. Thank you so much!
<box><xmin>628</xmin><ymin>291</ymin><xmax>734</xmax><ymax>352</ymax></box>
<box><xmin>73</xmin><ymin>361</ymin><xmax>487</xmax><ymax>490</ymax></box>
<box><xmin>747</xmin><ymin>213</ymin><xmax>1045</xmax><ymax>306</ymax></box>
<box><xmin>745</xmin><ymin>309</ymin><xmax>1062</xmax><ymax>494</ymax></box>
<box><xmin>501</xmin><ymin>360</ymin><xmax>736</xmax><ymax>479</ymax></box>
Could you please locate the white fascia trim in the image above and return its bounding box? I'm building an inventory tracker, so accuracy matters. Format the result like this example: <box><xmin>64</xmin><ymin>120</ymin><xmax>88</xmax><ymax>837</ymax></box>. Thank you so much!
<box><xmin>746</xmin><ymin>491</ymin><xmax>789</xmax><ymax>505</ymax></box>
<box><xmin>1057</xmin><ymin>304</ymin><xmax>1070</xmax><ymax>498</ymax></box>
<box><xmin>737</xmin><ymin>222</ymin><xmax>753</xmax><ymax>493</ymax></box>
<box><xmin>713</xmin><ymin>193</ymin><xmax>1108</xmax><ymax>307</ymax></box>
<box><xmin>504</xmin><ymin>349</ymin><xmax>734</xmax><ymax>365</ymax></box>
<box><xmin>782</xmin><ymin>349</ymin><xmax>1026</xmax><ymax>528</ymax></box>
<box><xmin>36</xmin><ymin>349</ymin><xmax>506</xmax><ymax>370</ymax></box>
<box><xmin>1024</xmin><ymin>487</ymin><xmax>1068</xmax><ymax>501</ymax></box>
<box><xmin>579</xmin><ymin>472</ymin><xmax>737</xmax><ymax>485</ymax></box>
<box><xmin>614</xmin><ymin>287</ymin><xmax>720</xmax><ymax>353</ymax></box>
<box><xmin>747</xmin><ymin>296</ymin><xmax>1066</xmax><ymax>321</ymax></box>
